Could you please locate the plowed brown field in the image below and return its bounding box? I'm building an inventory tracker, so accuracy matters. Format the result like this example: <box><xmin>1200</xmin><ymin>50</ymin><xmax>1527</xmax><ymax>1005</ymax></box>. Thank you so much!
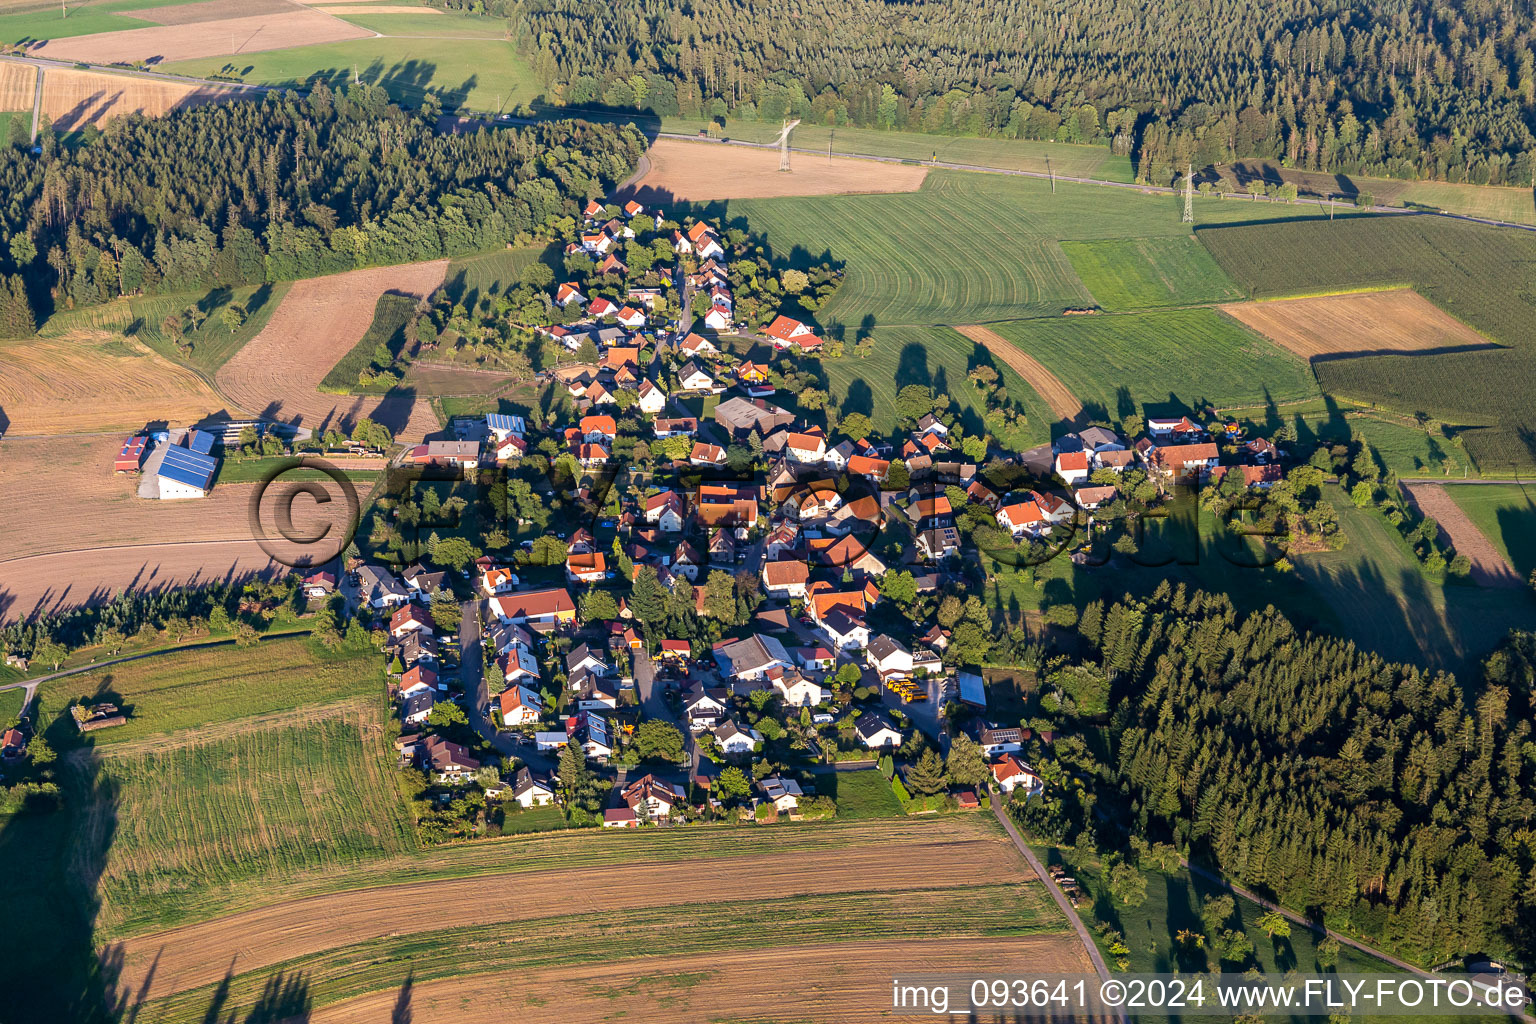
<box><xmin>306</xmin><ymin>937</ymin><xmax>1091</xmax><ymax>1023</ymax></box>
<box><xmin>132</xmin><ymin>0</ymin><xmax>295</xmax><ymax>24</ymax></box>
<box><xmin>1402</xmin><ymin>482</ymin><xmax>1522</xmax><ymax>587</ymax></box>
<box><xmin>956</xmin><ymin>323</ymin><xmax>1084</xmax><ymax>421</ymax></box>
<box><xmin>0</xmin><ymin>332</ymin><xmax>227</xmax><ymax>434</ymax></box>
<box><xmin>215</xmin><ymin>262</ymin><xmax>448</xmax><ymax>443</ymax></box>
<box><xmin>28</xmin><ymin>8</ymin><xmax>372</xmax><ymax>64</ymax></box>
<box><xmin>0</xmin><ymin>540</ymin><xmax>286</xmax><ymax>623</ymax></box>
<box><xmin>39</xmin><ymin>68</ymin><xmax>250</xmax><ymax>131</ymax></box>
<box><xmin>113</xmin><ymin>834</ymin><xmax>1028</xmax><ymax>1003</ymax></box>
<box><xmin>1219</xmin><ymin>289</ymin><xmax>1493</xmax><ymax>360</ymax></box>
<box><xmin>623</xmin><ymin>138</ymin><xmax>928</xmax><ymax>201</ymax></box>
<box><xmin>0</xmin><ymin>436</ymin><xmax>361</xmax><ymax>621</ymax></box>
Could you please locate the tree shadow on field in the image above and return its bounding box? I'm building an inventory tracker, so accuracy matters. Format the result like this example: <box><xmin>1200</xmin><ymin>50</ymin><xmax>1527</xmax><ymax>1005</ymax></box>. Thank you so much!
<box><xmin>895</xmin><ymin>342</ymin><xmax>932</xmax><ymax>391</ymax></box>
<box><xmin>0</xmin><ymin>698</ymin><xmax>121</xmax><ymax>1023</ymax></box>
<box><xmin>841</xmin><ymin>379</ymin><xmax>873</xmax><ymax>418</ymax></box>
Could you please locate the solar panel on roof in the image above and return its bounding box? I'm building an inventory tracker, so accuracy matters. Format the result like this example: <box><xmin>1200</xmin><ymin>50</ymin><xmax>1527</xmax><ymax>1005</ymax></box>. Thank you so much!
<box><xmin>158</xmin><ymin>446</ymin><xmax>217</xmax><ymax>490</ymax></box>
<box><xmin>187</xmin><ymin>430</ymin><xmax>217</xmax><ymax>455</ymax></box>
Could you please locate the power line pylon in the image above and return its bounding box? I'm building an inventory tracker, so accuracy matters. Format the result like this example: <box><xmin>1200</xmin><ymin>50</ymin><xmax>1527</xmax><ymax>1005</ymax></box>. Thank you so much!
<box><xmin>777</xmin><ymin>118</ymin><xmax>800</xmax><ymax>172</ymax></box>
<box><xmin>1182</xmin><ymin>163</ymin><xmax>1194</xmax><ymax>223</ymax></box>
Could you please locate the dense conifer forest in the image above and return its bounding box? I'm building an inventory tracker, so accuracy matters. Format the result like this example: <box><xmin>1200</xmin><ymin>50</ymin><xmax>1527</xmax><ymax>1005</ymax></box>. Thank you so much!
<box><xmin>1019</xmin><ymin>583</ymin><xmax>1536</xmax><ymax>965</ymax></box>
<box><xmin>0</xmin><ymin>83</ymin><xmax>645</xmax><ymax>334</ymax></box>
<box><xmin>517</xmin><ymin>0</ymin><xmax>1536</xmax><ymax>187</ymax></box>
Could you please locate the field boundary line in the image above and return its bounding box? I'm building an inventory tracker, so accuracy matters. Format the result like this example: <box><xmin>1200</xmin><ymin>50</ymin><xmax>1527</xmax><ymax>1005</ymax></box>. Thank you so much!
<box><xmin>955</xmin><ymin>323</ymin><xmax>1083</xmax><ymax>422</ymax></box>
<box><xmin>1399</xmin><ymin>482</ymin><xmax>1523</xmax><ymax>588</ymax></box>
<box><xmin>13</xmin><ymin>630</ymin><xmax>312</xmax><ymax>689</ymax></box>
<box><xmin>67</xmin><ymin>695</ymin><xmax>379</xmax><ymax>762</ymax></box>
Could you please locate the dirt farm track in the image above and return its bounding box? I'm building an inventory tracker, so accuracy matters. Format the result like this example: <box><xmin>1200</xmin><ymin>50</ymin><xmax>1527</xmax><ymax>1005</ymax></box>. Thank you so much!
<box><xmin>304</xmin><ymin>936</ymin><xmax>1090</xmax><ymax>1024</ymax></box>
<box><xmin>111</xmin><ymin>835</ymin><xmax>1028</xmax><ymax>1003</ymax></box>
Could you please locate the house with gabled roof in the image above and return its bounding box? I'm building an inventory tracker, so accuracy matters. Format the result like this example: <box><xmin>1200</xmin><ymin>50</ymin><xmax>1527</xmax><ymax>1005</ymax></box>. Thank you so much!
<box><xmin>854</xmin><ymin>711</ymin><xmax>902</xmax><ymax>749</ymax></box>
<box><xmin>424</xmin><ymin>736</ymin><xmax>481</xmax><ymax>782</ymax></box>
<box><xmin>637</xmin><ymin>379</ymin><xmax>667</xmax><ymax>415</ymax></box>
<box><xmin>645</xmin><ymin>490</ymin><xmax>688</xmax><ymax>532</ymax></box>
<box><xmin>763</xmin><ymin>314</ymin><xmax>823</xmax><ymax>352</ymax></box>
<box><xmin>761</xmin><ymin>559</ymin><xmax>810</xmax><ymax>599</ymax></box>
<box><xmin>498</xmin><ymin>685</ymin><xmax>545</xmax><ymax>726</ymax></box>
<box><xmin>992</xmin><ymin>753</ymin><xmax>1044</xmax><ymax>794</ymax></box>
<box><xmin>689</xmin><ymin>442</ymin><xmax>727</xmax><ymax>467</ymax></box>
<box><xmin>623</xmin><ymin>774</ymin><xmax>686</xmax><ymax>818</ymax></box>
<box><xmin>555</xmin><ymin>282</ymin><xmax>585</xmax><ymax>307</ymax></box>
<box><xmin>866</xmin><ymin>634</ymin><xmax>914</xmax><ymax>679</ymax></box>
<box><xmin>678</xmin><ymin>332</ymin><xmax>718</xmax><ymax>359</ymax></box>
<box><xmin>510</xmin><ymin>766</ymin><xmax>556</xmax><ymax>807</ymax></box>
<box><xmin>358</xmin><ymin>565</ymin><xmax>410</xmax><ymax>609</ymax></box>
<box><xmin>713</xmin><ymin>634</ymin><xmax>791</xmax><ymax>683</ymax></box>
<box><xmin>683</xmin><ymin>687</ymin><xmax>729</xmax><ymax>731</ymax></box>
<box><xmin>389</xmin><ymin>604</ymin><xmax>433</xmax><ymax>640</ymax></box>
<box><xmin>615</xmin><ymin>305</ymin><xmax>646</xmax><ymax>328</ymax></box>
<box><xmin>712</xmin><ymin>718</ymin><xmax>760</xmax><ymax>754</ymax></box>
<box><xmin>566</xmin><ymin>551</ymin><xmax>608</xmax><ymax>584</ymax></box>
<box><xmin>490</xmin><ymin>587</ymin><xmax>577</xmax><ymax>627</ymax></box>
<box><xmin>1055</xmin><ymin>450</ymin><xmax>1091</xmax><ymax>484</ymax></box>
<box><xmin>653</xmin><ymin>416</ymin><xmax>697</xmax><ymax>439</ymax></box>
<box><xmin>677</xmin><ymin>361</ymin><xmax>718</xmax><ymax>392</ymax></box>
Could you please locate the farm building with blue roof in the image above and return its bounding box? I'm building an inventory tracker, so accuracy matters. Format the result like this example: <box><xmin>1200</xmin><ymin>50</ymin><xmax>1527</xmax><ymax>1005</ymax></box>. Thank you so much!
<box><xmin>156</xmin><ymin>444</ymin><xmax>218</xmax><ymax>499</ymax></box>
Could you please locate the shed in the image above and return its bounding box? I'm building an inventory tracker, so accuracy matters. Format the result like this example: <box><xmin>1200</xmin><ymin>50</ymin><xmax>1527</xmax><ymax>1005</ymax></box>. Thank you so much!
<box><xmin>114</xmin><ymin>435</ymin><xmax>147</xmax><ymax>473</ymax></box>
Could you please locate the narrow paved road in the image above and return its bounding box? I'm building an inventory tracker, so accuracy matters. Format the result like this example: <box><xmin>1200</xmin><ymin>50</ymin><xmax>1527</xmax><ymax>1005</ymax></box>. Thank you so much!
<box><xmin>990</xmin><ymin>791</ymin><xmax>1124</xmax><ymax>1023</ymax></box>
<box><xmin>460</xmin><ymin>598</ymin><xmax>556</xmax><ymax>774</ymax></box>
<box><xmin>634</xmin><ymin>645</ymin><xmax>708</xmax><ymax>775</ymax></box>
<box><xmin>28</xmin><ymin>64</ymin><xmax>41</xmax><ymax>145</ymax></box>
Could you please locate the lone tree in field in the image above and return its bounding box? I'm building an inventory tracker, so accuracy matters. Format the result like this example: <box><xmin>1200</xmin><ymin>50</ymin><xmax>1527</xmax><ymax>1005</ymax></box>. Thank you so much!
<box><xmin>1109</xmin><ymin>862</ymin><xmax>1148</xmax><ymax>908</ymax></box>
<box><xmin>1256</xmin><ymin>910</ymin><xmax>1291</xmax><ymax>939</ymax></box>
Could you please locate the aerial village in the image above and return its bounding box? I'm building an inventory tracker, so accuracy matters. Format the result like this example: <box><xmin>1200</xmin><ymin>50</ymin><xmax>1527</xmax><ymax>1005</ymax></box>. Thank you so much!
<box><xmin>305</xmin><ymin>198</ymin><xmax>1309</xmax><ymax>834</ymax></box>
<box><xmin>97</xmin><ymin>198</ymin><xmax>1299</xmax><ymax>832</ymax></box>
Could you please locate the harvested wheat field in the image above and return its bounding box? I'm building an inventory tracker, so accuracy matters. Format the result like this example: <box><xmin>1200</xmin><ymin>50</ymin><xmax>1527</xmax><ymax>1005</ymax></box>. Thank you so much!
<box><xmin>308</xmin><ymin>3</ymin><xmax>440</xmax><ymax>10</ymax></box>
<box><xmin>1219</xmin><ymin>289</ymin><xmax>1494</xmax><ymax>360</ymax></box>
<box><xmin>304</xmin><ymin>937</ymin><xmax>1090</xmax><ymax>1024</ymax></box>
<box><xmin>0</xmin><ymin>61</ymin><xmax>35</xmax><ymax>110</ymax></box>
<box><xmin>112</xmin><ymin>833</ymin><xmax>1028</xmax><ymax>1002</ymax></box>
<box><xmin>0</xmin><ymin>540</ymin><xmax>287</xmax><ymax>623</ymax></box>
<box><xmin>956</xmin><ymin>323</ymin><xmax>1084</xmax><ymax>421</ymax></box>
<box><xmin>28</xmin><ymin>7</ymin><xmax>372</xmax><ymax>64</ymax></box>
<box><xmin>216</xmin><ymin>261</ymin><xmax>447</xmax><ymax>442</ymax></box>
<box><xmin>130</xmin><ymin>0</ymin><xmax>297</xmax><ymax>24</ymax></box>
<box><xmin>624</xmin><ymin>138</ymin><xmax>928</xmax><ymax>201</ymax></box>
<box><xmin>0</xmin><ymin>332</ymin><xmax>226</xmax><ymax>434</ymax></box>
<box><xmin>1402</xmin><ymin>482</ymin><xmax>1521</xmax><ymax>588</ymax></box>
<box><xmin>39</xmin><ymin>67</ymin><xmax>252</xmax><ymax>131</ymax></box>
<box><xmin>0</xmin><ymin>435</ymin><xmax>360</xmax><ymax>620</ymax></box>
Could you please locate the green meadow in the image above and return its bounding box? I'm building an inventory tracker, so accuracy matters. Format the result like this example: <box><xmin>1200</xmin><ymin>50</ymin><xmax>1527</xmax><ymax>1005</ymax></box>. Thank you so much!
<box><xmin>1445</xmin><ymin>483</ymin><xmax>1536</xmax><ymax>580</ymax></box>
<box><xmin>982</xmin><ymin>308</ymin><xmax>1319</xmax><ymax>420</ymax></box>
